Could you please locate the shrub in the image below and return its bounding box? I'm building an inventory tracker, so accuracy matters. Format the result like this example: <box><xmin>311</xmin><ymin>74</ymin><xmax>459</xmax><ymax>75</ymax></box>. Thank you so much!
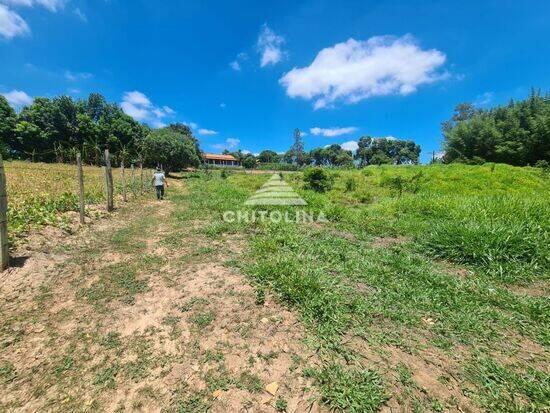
<box><xmin>381</xmin><ymin>171</ymin><xmax>423</xmax><ymax>197</ymax></box>
<box><xmin>220</xmin><ymin>169</ymin><xmax>229</xmax><ymax>179</ymax></box>
<box><xmin>303</xmin><ymin>167</ymin><xmax>333</xmax><ymax>192</ymax></box>
<box><xmin>344</xmin><ymin>177</ymin><xmax>356</xmax><ymax>192</ymax></box>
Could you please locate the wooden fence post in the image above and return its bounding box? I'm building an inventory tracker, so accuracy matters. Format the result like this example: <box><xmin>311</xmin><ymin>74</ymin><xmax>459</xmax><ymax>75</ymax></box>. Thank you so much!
<box><xmin>76</xmin><ymin>153</ymin><xmax>85</xmax><ymax>224</ymax></box>
<box><xmin>104</xmin><ymin>149</ymin><xmax>114</xmax><ymax>211</ymax></box>
<box><xmin>131</xmin><ymin>163</ymin><xmax>136</xmax><ymax>197</ymax></box>
<box><xmin>120</xmin><ymin>159</ymin><xmax>127</xmax><ymax>202</ymax></box>
<box><xmin>140</xmin><ymin>162</ymin><xmax>144</xmax><ymax>195</ymax></box>
<box><xmin>0</xmin><ymin>155</ymin><xmax>9</xmax><ymax>271</ymax></box>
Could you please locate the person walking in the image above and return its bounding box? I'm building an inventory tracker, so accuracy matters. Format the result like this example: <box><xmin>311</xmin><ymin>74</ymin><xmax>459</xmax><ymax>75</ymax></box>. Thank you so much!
<box><xmin>151</xmin><ymin>167</ymin><xmax>168</xmax><ymax>200</ymax></box>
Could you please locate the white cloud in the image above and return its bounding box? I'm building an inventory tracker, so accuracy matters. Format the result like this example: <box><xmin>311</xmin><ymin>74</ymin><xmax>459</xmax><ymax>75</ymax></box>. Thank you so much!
<box><xmin>2</xmin><ymin>89</ymin><xmax>33</xmax><ymax>107</ymax></box>
<box><xmin>212</xmin><ymin>137</ymin><xmax>240</xmax><ymax>150</ymax></box>
<box><xmin>241</xmin><ymin>149</ymin><xmax>251</xmax><ymax>155</ymax></box>
<box><xmin>226</xmin><ymin>138</ymin><xmax>240</xmax><ymax>148</ymax></box>
<box><xmin>3</xmin><ymin>0</ymin><xmax>66</xmax><ymax>12</ymax></box>
<box><xmin>229</xmin><ymin>60</ymin><xmax>241</xmax><ymax>71</ymax></box>
<box><xmin>474</xmin><ymin>92</ymin><xmax>493</xmax><ymax>107</ymax></box>
<box><xmin>122</xmin><ymin>90</ymin><xmax>150</xmax><ymax>106</ymax></box>
<box><xmin>163</xmin><ymin>105</ymin><xmax>175</xmax><ymax>115</ymax></box>
<box><xmin>340</xmin><ymin>140</ymin><xmax>359</xmax><ymax>152</ymax></box>
<box><xmin>198</xmin><ymin>128</ymin><xmax>218</xmax><ymax>136</ymax></box>
<box><xmin>0</xmin><ymin>4</ymin><xmax>29</xmax><ymax>39</ymax></box>
<box><xmin>120</xmin><ymin>91</ymin><xmax>175</xmax><ymax>128</ymax></box>
<box><xmin>73</xmin><ymin>7</ymin><xmax>86</xmax><ymax>22</ymax></box>
<box><xmin>310</xmin><ymin>127</ymin><xmax>358</xmax><ymax>137</ymax></box>
<box><xmin>257</xmin><ymin>24</ymin><xmax>285</xmax><ymax>67</ymax></box>
<box><xmin>64</xmin><ymin>70</ymin><xmax>93</xmax><ymax>81</ymax></box>
<box><xmin>280</xmin><ymin>35</ymin><xmax>447</xmax><ymax>109</ymax></box>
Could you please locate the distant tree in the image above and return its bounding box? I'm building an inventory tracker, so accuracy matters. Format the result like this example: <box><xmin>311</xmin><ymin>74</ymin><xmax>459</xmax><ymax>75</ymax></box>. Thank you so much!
<box><xmin>2</xmin><ymin>92</ymin><xmax>150</xmax><ymax>164</ymax></box>
<box><xmin>309</xmin><ymin>144</ymin><xmax>354</xmax><ymax>167</ymax></box>
<box><xmin>241</xmin><ymin>154</ymin><xmax>257</xmax><ymax>169</ymax></box>
<box><xmin>140</xmin><ymin>127</ymin><xmax>201</xmax><ymax>174</ymax></box>
<box><xmin>443</xmin><ymin>90</ymin><xmax>550</xmax><ymax>165</ymax></box>
<box><xmin>0</xmin><ymin>96</ymin><xmax>17</xmax><ymax>157</ymax></box>
<box><xmin>355</xmin><ymin>136</ymin><xmax>420</xmax><ymax>166</ymax></box>
<box><xmin>258</xmin><ymin>150</ymin><xmax>279</xmax><ymax>163</ymax></box>
<box><xmin>286</xmin><ymin>128</ymin><xmax>306</xmax><ymax>166</ymax></box>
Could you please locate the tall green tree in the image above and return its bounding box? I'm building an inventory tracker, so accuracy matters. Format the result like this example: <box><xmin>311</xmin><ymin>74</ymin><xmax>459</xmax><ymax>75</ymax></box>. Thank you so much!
<box><xmin>355</xmin><ymin>137</ymin><xmax>420</xmax><ymax>165</ymax></box>
<box><xmin>141</xmin><ymin>126</ymin><xmax>201</xmax><ymax>173</ymax></box>
<box><xmin>443</xmin><ymin>90</ymin><xmax>550</xmax><ymax>165</ymax></box>
<box><xmin>285</xmin><ymin>128</ymin><xmax>307</xmax><ymax>165</ymax></box>
<box><xmin>0</xmin><ymin>96</ymin><xmax>17</xmax><ymax>157</ymax></box>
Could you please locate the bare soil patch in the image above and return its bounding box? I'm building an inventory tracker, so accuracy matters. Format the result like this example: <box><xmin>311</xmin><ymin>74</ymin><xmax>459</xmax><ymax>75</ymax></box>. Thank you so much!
<box><xmin>0</xmin><ymin>183</ymin><xmax>320</xmax><ymax>412</ymax></box>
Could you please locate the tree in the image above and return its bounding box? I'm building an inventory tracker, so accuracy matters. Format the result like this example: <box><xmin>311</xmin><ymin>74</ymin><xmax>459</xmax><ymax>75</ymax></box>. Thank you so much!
<box><xmin>258</xmin><ymin>150</ymin><xmax>279</xmax><ymax>163</ymax></box>
<box><xmin>1</xmin><ymin>92</ymin><xmax>150</xmax><ymax>165</ymax></box>
<box><xmin>355</xmin><ymin>136</ymin><xmax>420</xmax><ymax>165</ymax></box>
<box><xmin>241</xmin><ymin>154</ymin><xmax>257</xmax><ymax>169</ymax></box>
<box><xmin>442</xmin><ymin>91</ymin><xmax>550</xmax><ymax>165</ymax></box>
<box><xmin>0</xmin><ymin>96</ymin><xmax>17</xmax><ymax>157</ymax></box>
<box><xmin>286</xmin><ymin>128</ymin><xmax>306</xmax><ymax>166</ymax></box>
<box><xmin>140</xmin><ymin>127</ymin><xmax>201</xmax><ymax>174</ymax></box>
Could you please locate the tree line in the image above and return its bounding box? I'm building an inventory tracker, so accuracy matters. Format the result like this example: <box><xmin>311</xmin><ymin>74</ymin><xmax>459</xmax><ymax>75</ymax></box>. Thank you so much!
<box><xmin>442</xmin><ymin>90</ymin><xmax>550</xmax><ymax>166</ymax></box>
<box><xmin>0</xmin><ymin>93</ymin><xmax>202</xmax><ymax>171</ymax></box>
<box><xmin>225</xmin><ymin>129</ymin><xmax>421</xmax><ymax>169</ymax></box>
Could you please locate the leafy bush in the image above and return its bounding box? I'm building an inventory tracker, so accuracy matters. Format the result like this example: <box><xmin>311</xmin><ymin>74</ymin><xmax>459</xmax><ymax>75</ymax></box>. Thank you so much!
<box><xmin>303</xmin><ymin>167</ymin><xmax>333</xmax><ymax>192</ymax></box>
<box><xmin>380</xmin><ymin>171</ymin><xmax>423</xmax><ymax>197</ymax></box>
<box><xmin>344</xmin><ymin>177</ymin><xmax>356</xmax><ymax>192</ymax></box>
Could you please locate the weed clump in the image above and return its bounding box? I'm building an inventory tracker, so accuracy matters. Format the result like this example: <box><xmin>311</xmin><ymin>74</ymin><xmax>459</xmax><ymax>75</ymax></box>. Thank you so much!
<box><xmin>303</xmin><ymin>167</ymin><xmax>333</xmax><ymax>192</ymax></box>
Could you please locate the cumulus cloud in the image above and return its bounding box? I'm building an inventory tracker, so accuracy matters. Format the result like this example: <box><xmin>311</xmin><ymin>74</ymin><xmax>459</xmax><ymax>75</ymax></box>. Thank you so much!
<box><xmin>198</xmin><ymin>128</ymin><xmax>218</xmax><ymax>136</ymax></box>
<box><xmin>280</xmin><ymin>35</ymin><xmax>447</xmax><ymax>109</ymax></box>
<box><xmin>0</xmin><ymin>4</ymin><xmax>29</xmax><ymax>38</ymax></box>
<box><xmin>340</xmin><ymin>140</ymin><xmax>359</xmax><ymax>152</ymax></box>
<box><xmin>257</xmin><ymin>24</ymin><xmax>285</xmax><ymax>67</ymax></box>
<box><xmin>73</xmin><ymin>7</ymin><xmax>86</xmax><ymax>22</ymax></box>
<box><xmin>121</xmin><ymin>91</ymin><xmax>175</xmax><ymax>128</ymax></box>
<box><xmin>0</xmin><ymin>0</ymin><xmax>69</xmax><ymax>39</ymax></box>
<box><xmin>310</xmin><ymin>127</ymin><xmax>358</xmax><ymax>137</ymax></box>
<box><xmin>2</xmin><ymin>0</ymin><xmax>66</xmax><ymax>12</ymax></box>
<box><xmin>212</xmin><ymin>137</ymin><xmax>240</xmax><ymax>150</ymax></box>
<box><xmin>2</xmin><ymin>89</ymin><xmax>33</xmax><ymax>107</ymax></box>
<box><xmin>64</xmin><ymin>70</ymin><xmax>93</xmax><ymax>81</ymax></box>
<box><xmin>163</xmin><ymin>105</ymin><xmax>175</xmax><ymax>115</ymax></box>
<box><xmin>474</xmin><ymin>91</ymin><xmax>493</xmax><ymax>107</ymax></box>
<box><xmin>229</xmin><ymin>60</ymin><xmax>241</xmax><ymax>71</ymax></box>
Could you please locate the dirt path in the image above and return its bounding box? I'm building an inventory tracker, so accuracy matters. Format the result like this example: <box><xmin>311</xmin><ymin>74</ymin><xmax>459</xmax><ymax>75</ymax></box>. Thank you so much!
<box><xmin>0</xmin><ymin>180</ymin><xmax>320</xmax><ymax>412</ymax></box>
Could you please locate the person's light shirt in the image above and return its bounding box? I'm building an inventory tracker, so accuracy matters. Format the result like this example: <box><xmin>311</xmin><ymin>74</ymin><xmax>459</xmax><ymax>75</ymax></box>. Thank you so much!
<box><xmin>153</xmin><ymin>172</ymin><xmax>165</xmax><ymax>186</ymax></box>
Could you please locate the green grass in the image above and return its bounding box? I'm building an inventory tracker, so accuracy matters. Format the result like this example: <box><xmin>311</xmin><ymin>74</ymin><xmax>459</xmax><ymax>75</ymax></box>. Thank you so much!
<box><xmin>466</xmin><ymin>354</ymin><xmax>550</xmax><ymax>412</ymax></box>
<box><xmin>79</xmin><ymin>261</ymin><xmax>148</xmax><ymax>306</ymax></box>
<box><xmin>303</xmin><ymin>364</ymin><xmax>387</xmax><ymax>412</ymax></box>
<box><xmin>177</xmin><ymin>165</ymin><xmax>549</xmax><ymax>411</ymax></box>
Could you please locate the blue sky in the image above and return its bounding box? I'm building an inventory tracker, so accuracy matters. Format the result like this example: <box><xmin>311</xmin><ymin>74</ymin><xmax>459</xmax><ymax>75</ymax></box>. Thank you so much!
<box><xmin>1</xmin><ymin>0</ymin><xmax>549</xmax><ymax>162</ymax></box>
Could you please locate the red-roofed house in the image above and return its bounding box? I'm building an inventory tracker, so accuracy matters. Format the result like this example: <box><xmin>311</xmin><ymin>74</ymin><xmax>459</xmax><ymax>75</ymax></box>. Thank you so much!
<box><xmin>202</xmin><ymin>153</ymin><xmax>241</xmax><ymax>167</ymax></box>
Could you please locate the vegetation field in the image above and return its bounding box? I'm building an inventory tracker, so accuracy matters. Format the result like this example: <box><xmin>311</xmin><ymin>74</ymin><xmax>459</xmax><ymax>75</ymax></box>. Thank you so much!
<box><xmin>4</xmin><ymin>160</ymin><xmax>150</xmax><ymax>241</ymax></box>
<box><xmin>0</xmin><ymin>163</ymin><xmax>548</xmax><ymax>412</ymax></box>
<box><xmin>183</xmin><ymin>164</ymin><xmax>549</xmax><ymax>411</ymax></box>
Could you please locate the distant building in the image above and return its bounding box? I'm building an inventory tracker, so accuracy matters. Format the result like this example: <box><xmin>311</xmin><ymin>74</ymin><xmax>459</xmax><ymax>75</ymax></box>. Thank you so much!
<box><xmin>202</xmin><ymin>153</ymin><xmax>241</xmax><ymax>167</ymax></box>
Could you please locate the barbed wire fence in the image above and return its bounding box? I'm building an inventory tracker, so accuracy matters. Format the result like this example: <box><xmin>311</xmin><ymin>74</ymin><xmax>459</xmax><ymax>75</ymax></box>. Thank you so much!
<box><xmin>0</xmin><ymin>150</ymin><xmax>156</xmax><ymax>271</ymax></box>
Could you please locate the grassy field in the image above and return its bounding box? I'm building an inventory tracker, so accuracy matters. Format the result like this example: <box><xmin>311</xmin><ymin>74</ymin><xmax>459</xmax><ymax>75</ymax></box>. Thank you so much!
<box><xmin>0</xmin><ymin>163</ymin><xmax>548</xmax><ymax>412</ymax></box>
<box><xmin>4</xmin><ymin>161</ymin><xmax>150</xmax><ymax>241</ymax></box>
<box><xmin>181</xmin><ymin>164</ymin><xmax>549</xmax><ymax>412</ymax></box>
